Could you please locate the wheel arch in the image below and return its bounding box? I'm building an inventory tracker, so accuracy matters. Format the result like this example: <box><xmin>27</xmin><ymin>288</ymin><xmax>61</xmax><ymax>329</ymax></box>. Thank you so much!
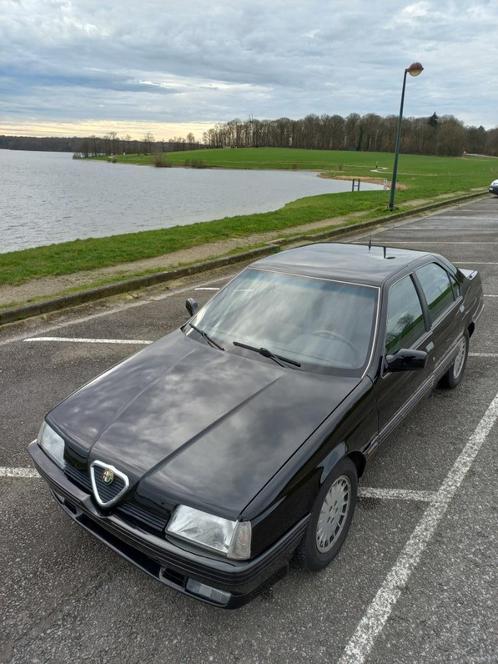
<box><xmin>347</xmin><ymin>450</ymin><xmax>367</xmax><ymax>478</ymax></box>
<box><xmin>319</xmin><ymin>443</ymin><xmax>366</xmax><ymax>486</ymax></box>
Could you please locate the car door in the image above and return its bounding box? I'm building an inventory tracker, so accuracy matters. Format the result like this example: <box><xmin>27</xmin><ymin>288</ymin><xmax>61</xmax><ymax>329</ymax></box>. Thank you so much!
<box><xmin>414</xmin><ymin>262</ymin><xmax>463</xmax><ymax>372</ymax></box>
<box><xmin>376</xmin><ymin>273</ymin><xmax>434</xmax><ymax>434</ymax></box>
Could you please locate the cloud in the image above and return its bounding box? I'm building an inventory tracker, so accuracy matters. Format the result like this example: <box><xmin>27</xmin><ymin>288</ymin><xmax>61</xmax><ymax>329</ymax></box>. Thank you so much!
<box><xmin>398</xmin><ymin>2</ymin><xmax>431</xmax><ymax>20</ymax></box>
<box><xmin>0</xmin><ymin>0</ymin><xmax>497</xmax><ymax>137</ymax></box>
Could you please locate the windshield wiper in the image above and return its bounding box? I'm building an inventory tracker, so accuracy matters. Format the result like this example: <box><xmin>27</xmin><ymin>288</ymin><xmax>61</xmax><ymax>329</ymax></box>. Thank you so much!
<box><xmin>233</xmin><ymin>341</ymin><xmax>301</xmax><ymax>367</ymax></box>
<box><xmin>187</xmin><ymin>321</ymin><xmax>225</xmax><ymax>351</ymax></box>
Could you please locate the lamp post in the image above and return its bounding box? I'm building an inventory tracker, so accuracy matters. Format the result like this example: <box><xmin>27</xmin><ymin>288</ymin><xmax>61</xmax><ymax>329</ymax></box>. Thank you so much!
<box><xmin>388</xmin><ymin>62</ymin><xmax>424</xmax><ymax>210</ymax></box>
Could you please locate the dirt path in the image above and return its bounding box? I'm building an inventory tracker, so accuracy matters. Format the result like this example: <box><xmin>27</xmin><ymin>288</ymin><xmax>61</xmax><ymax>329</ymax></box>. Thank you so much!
<box><xmin>2</xmin><ymin>189</ymin><xmax>482</xmax><ymax>309</ymax></box>
<box><xmin>0</xmin><ymin>212</ymin><xmax>364</xmax><ymax>307</ymax></box>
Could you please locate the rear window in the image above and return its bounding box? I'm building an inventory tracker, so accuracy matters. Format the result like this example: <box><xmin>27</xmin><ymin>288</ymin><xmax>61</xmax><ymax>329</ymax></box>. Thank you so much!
<box><xmin>416</xmin><ymin>263</ymin><xmax>455</xmax><ymax>320</ymax></box>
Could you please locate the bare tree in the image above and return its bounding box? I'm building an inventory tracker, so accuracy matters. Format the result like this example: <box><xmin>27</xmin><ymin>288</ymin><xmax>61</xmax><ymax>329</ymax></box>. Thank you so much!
<box><xmin>193</xmin><ymin>113</ymin><xmax>489</xmax><ymax>157</ymax></box>
<box><xmin>142</xmin><ymin>132</ymin><xmax>154</xmax><ymax>154</ymax></box>
<box><xmin>108</xmin><ymin>131</ymin><xmax>118</xmax><ymax>155</ymax></box>
<box><xmin>2</xmin><ymin>116</ymin><xmax>495</xmax><ymax>157</ymax></box>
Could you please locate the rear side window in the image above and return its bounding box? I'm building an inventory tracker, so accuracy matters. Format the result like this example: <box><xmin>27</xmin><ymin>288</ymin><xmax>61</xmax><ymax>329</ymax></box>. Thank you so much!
<box><xmin>416</xmin><ymin>263</ymin><xmax>455</xmax><ymax>320</ymax></box>
<box><xmin>385</xmin><ymin>276</ymin><xmax>426</xmax><ymax>354</ymax></box>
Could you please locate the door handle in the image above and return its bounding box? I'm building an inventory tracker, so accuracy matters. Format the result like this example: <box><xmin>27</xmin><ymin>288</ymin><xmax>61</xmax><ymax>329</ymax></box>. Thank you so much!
<box><xmin>425</xmin><ymin>341</ymin><xmax>435</xmax><ymax>353</ymax></box>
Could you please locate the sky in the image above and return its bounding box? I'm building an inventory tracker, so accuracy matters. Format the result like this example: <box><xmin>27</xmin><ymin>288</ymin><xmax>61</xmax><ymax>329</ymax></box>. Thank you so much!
<box><xmin>1</xmin><ymin>0</ymin><xmax>497</xmax><ymax>140</ymax></box>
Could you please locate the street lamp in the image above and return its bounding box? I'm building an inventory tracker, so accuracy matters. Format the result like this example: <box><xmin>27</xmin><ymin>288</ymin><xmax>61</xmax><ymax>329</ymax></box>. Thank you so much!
<box><xmin>388</xmin><ymin>62</ymin><xmax>424</xmax><ymax>210</ymax></box>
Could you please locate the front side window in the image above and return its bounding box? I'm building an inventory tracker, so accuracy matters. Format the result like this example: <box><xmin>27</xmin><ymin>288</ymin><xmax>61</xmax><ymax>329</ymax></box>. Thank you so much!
<box><xmin>188</xmin><ymin>268</ymin><xmax>378</xmax><ymax>375</ymax></box>
<box><xmin>449</xmin><ymin>272</ymin><xmax>461</xmax><ymax>298</ymax></box>
<box><xmin>385</xmin><ymin>276</ymin><xmax>426</xmax><ymax>354</ymax></box>
<box><xmin>416</xmin><ymin>263</ymin><xmax>455</xmax><ymax>320</ymax></box>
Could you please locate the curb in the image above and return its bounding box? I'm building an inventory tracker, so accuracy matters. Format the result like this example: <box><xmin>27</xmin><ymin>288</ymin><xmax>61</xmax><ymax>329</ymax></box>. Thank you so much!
<box><xmin>0</xmin><ymin>245</ymin><xmax>280</xmax><ymax>325</ymax></box>
<box><xmin>269</xmin><ymin>190</ymin><xmax>487</xmax><ymax>246</ymax></box>
<box><xmin>0</xmin><ymin>190</ymin><xmax>487</xmax><ymax>326</ymax></box>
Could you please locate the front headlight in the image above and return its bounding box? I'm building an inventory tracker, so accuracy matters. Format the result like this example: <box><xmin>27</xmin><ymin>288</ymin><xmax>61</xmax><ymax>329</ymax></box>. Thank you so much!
<box><xmin>166</xmin><ymin>505</ymin><xmax>251</xmax><ymax>560</ymax></box>
<box><xmin>38</xmin><ymin>421</ymin><xmax>65</xmax><ymax>468</ymax></box>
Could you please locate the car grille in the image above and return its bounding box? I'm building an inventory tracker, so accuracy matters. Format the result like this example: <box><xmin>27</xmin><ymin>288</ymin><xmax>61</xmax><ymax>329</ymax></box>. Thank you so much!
<box><xmin>63</xmin><ymin>461</ymin><xmax>169</xmax><ymax>535</ymax></box>
<box><xmin>115</xmin><ymin>502</ymin><xmax>169</xmax><ymax>533</ymax></box>
<box><xmin>64</xmin><ymin>462</ymin><xmax>92</xmax><ymax>492</ymax></box>
<box><xmin>93</xmin><ymin>467</ymin><xmax>126</xmax><ymax>503</ymax></box>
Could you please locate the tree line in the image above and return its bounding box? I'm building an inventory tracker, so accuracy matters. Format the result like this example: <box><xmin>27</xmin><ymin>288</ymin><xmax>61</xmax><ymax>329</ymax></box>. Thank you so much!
<box><xmin>76</xmin><ymin>132</ymin><xmax>204</xmax><ymax>157</ymax></box>
<box><xmin>2</xmin><ymin>113</ymin><xmax>498</xmax><ymax>157</ymax></box>
<box><xmin>202</xmin><ymin>114</ymin><xmax>498</xmax><ymax>157</ymax></box>
<box><xmin>0</xmin><ymin>132</ymin><xmax>204</xmax><ymax>155</ymax></box>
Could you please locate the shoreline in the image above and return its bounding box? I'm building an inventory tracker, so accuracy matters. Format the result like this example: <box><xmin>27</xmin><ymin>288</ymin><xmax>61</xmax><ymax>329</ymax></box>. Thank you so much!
<box><xmin>0</xmin><ymin>189</ymin><xmax>486</xmax><ymax>311</ymax></box>
<box><xmin>0</xmin><ymin>190</ymin><xmax>487</xmax><ymax>324</ymax></box>
<box><xmin>0</xmin><ymin>147</ymin><xmax>494</xmax><ymax>303</ymax></box>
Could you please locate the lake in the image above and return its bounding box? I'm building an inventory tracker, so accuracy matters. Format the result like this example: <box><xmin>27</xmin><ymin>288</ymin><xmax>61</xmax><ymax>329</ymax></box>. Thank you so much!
<box><xmin>0</xmin><ymin>150</ymin><xmax>382</xmax><ymax>253</ymax></box>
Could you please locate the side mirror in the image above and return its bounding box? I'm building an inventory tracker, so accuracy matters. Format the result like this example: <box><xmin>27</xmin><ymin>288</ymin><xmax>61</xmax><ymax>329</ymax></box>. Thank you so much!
<box><xmin>185</xmin><ymin>298</ymin><xmax>198</xmax><ymax>317</ymax></box>
<box><xmin>385</xmin><ymin>348</ymin><xmax>427</xmax><ymax>373</ymax></box>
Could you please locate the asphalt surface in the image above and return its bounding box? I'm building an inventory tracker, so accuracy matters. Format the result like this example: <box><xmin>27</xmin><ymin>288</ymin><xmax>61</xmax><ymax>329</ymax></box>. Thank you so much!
<box><xmin>1</xmin><ymin>196</ymin><xmax>497</xmax><ymax>663</ymax></box>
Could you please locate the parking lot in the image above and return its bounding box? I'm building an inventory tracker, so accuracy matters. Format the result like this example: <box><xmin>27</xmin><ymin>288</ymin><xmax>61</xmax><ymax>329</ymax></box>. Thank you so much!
<box><xmin>1</xmin><ymin>196</ymin><xmax>497</xmax><ymax>664</ymax></box>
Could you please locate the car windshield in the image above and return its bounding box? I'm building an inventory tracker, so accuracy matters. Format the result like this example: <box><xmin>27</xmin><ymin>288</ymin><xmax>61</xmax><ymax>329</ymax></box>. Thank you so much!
<box><xmin>188</xmin><ymin>268</ymin><xmax>378</xmax><ymax>375</ymax></box>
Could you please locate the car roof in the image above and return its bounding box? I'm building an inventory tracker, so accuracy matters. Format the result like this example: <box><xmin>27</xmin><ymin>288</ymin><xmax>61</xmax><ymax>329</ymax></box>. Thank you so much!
<box><xmin>251</xmin><ymin>242</ymin><xmax>433</xmax><ymax>286</ymax></box>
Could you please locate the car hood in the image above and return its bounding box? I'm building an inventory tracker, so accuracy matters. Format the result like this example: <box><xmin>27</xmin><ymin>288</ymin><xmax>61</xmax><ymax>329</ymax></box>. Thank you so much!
<box><xmin>49</xmin><ymin>330</ymin><xmax>359</xmax><ymax>517</ymax></box>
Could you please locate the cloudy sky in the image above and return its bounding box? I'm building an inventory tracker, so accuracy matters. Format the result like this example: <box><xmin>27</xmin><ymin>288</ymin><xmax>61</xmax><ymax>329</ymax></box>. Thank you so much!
<box><xmin>1</xmin><ymin>0</ymin><xmax>497</xmax><ymax>139</ymax></box>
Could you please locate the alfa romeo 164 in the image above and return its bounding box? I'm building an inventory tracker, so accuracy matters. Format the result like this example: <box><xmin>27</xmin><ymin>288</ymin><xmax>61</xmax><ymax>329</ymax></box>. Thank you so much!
<box><xmin>29</xmin><ymin>243</ymin><xmax>483</xmax><ymax>607</ymax></box>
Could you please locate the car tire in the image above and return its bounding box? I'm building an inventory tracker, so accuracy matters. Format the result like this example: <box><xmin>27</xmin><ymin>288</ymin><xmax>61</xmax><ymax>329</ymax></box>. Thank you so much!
<box><xmin>295</xmin><ymin>457</ymin><xmax>358</xmax><ymax>571</ymax></box>
<box><xmin>439</xmin><ymin>332</ymin><xmax>469</xmax><ymax>389</ymax></box>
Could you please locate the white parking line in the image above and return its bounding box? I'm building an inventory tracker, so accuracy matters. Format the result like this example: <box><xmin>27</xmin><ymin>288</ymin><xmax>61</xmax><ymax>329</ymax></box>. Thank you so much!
<box><xmin>376</xmin><ymin>241</ymin><xmax>498</xmax><ymax>245</ymax></box>
<box><xmin>454</xmin><ymin>261</ymin><xmax>498</xmax><ymax>265</ymax></box>
<box><xmin>339</xmin><ymin>390</ymin><xmax>498</xmax><ymax>664</ymax></box>
<box><xmin>357</xmin><ymin>488</ymin><xmax>436</xmax><ymax>502</ymax></box>
<box><xmin>469</xmin><ymin>352</ymin><xmax>498</xmax><ymax>358</ymax></box>
<box><xmin>0</xmin><ymin>467</ymin><xmax>39</xmax><ymax>478</ymax></box>
<box><xmin>0</xmin><ymin>274</ymin><xmax>234</xmax><ymax>347</ymax></box>
<box><xmin>0</xmin><ymin>468</ymin><xmax>438</xmax><ymax>505</ymax></box>
<box><xmin>24</xmin><ymin>336</ymin><xmax>153</xmax><ymax>345</ymax></box>
<box><xmin>484</xmin><ymin>294</ymin><xmax>498</xmax><ymax>297</ymax></box>
<box><xmin>21</xmin><ymin>337</ymin><xmax>498</xmax><ymax>360</ymax></box>
<box><xmin>194</xmin><ymin>287</ymin><xmax>220</xmax><ymax>291</ymax></box>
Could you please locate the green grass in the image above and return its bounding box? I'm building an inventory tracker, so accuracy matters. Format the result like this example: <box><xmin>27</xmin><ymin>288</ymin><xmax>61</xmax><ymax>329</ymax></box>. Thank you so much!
<box><xmin>1</xmin><ymin>148</ymin><xmax>494</xmax><ymax>287</ymax></box>
<box><xmin>0</xmin><ymin>243</ymin><xmax>272</xmax><ymax>311</ymax></box>
<box><xmin>116</xmin><ymin>147</ymin><xmax>494</xmax><ymax>200</ymax></box>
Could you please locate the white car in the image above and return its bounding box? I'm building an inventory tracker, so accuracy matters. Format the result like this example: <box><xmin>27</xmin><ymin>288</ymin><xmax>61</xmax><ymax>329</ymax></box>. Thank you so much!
<box><xmin>489</xmin><ymin>179</ymin><xmax>498</xmax><ymax>195</ymax></box>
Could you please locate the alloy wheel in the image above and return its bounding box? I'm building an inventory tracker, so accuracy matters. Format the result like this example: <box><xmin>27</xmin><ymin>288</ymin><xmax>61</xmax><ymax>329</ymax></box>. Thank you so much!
<box><xmin>453</xmin><ymin>337</ymin><xmax>467</xmax><ymax>378</ymax></box>
<box><xmin>316</xmin><ymin>475</ymin><xmax>351</xmax><ymax>553</ymax></box>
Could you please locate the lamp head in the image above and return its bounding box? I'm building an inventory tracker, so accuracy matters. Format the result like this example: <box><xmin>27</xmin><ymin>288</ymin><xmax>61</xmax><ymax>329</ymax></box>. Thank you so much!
<box><xmin>406</xmin><ymin>62</ymin><xmax>424</xmax><ymax>77</ymax></box>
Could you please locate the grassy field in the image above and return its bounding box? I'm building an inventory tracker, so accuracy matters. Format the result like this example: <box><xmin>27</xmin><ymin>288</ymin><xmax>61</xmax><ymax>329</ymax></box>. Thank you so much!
<box><xmin>116</xmin><ymin>147</ymin><xmax>495</xmax><ymax>201</ymax></box>
<box><xmin>1</xmin><ymin>148</ymin><xmax>494</xmax><ymax>287</ymax></box>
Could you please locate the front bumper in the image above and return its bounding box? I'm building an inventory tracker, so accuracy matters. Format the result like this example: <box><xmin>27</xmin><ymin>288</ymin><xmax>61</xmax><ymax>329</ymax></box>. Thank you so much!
<box><xmin>29</xmin><ymin>441</ymin><xmax>308</xmax><ymax>608</ymax></box>
<box><xmin>489</xmin><ymin>186</ymin><xmax>498</xmax><ymax>195</ymax></box>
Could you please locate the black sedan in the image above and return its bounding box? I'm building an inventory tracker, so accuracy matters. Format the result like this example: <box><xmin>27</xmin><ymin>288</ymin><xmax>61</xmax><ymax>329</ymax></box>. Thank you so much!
<box><xmin>29</xmin><ymin>243</ymin><xmax>483</xmax><ymax>608</ymax></box>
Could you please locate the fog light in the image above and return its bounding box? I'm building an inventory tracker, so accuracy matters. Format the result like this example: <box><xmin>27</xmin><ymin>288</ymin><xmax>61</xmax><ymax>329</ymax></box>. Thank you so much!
<box><xmin>186</xmin><ymin>578</ymin><xmax>231</xmax><ymax>605</ymax></box>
